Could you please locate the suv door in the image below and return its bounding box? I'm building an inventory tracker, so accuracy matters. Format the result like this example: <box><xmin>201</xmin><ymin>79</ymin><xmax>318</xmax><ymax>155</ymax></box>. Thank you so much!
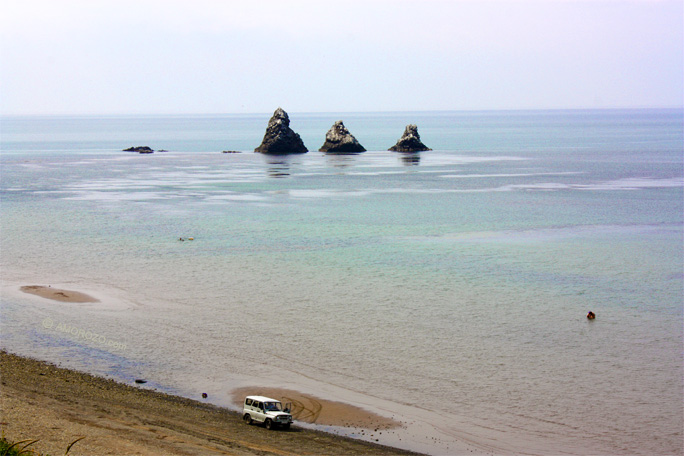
<box><xmin>253</xmin><ymin>401</ymin><xmax>266</xmax><ymax>423</ymax></box>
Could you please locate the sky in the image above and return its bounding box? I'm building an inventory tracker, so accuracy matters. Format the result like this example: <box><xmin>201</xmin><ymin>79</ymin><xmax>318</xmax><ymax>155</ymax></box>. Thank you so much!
<box><xmin>0</xmin><ymin>0</ymin><xmax>682</xmax><ymax>115</ymax></box>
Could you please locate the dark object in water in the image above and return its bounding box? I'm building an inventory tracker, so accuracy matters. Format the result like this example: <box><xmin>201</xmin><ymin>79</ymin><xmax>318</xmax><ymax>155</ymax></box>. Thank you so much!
<box><xmin>202</xmin><ymin>393</ymin><xmax>208</xmax><ymax>398</ymax></box>
<box><xmin>134</xmin><ymin>379</ymin><xmax>147</xmax><ymax>384</ymax></box>
<box><xmin>123</xmin><ymin>146</ymin><xmax>154</xmax><ymax>154</ymax></box>
<box><xmin>587</xmin><ymin>311</ymin><xmax>596</xmax><ymax>320</ymax></box>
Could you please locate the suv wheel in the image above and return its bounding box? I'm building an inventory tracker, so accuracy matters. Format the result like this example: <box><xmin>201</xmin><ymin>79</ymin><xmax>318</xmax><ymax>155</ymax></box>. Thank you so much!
<box><xmin>243</xmin><ymin>414</ymin><xmax>252</xmax><ymax>425</ymax></box>
<box><xmin>264</xmin><ymin>418</ymin><xmax>273</xmax><ymax>430</ymax></box>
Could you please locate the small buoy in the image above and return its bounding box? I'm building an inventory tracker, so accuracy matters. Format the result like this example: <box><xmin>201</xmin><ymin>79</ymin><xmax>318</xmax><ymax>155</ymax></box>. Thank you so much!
<box><xmin>188</xmin><ymin>237</ymin><xmax>194</xmax><ymax>241</ymax></box>
<box><xmin>202</xmin><ymin>393</ymin><xmax>208</xmax><ymax>398</ymax></box>
<box><xmin>587</xmin><ymin>311</ymin><xmax>596</xmax><ymax>320</ymax></box>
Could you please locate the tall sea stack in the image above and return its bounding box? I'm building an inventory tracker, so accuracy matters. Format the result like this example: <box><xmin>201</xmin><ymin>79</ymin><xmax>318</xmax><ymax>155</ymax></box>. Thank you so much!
<box><xmin>319</xmin><ymin>120</ymin><xmax>366</xmax><ymax>153</ymax></box>
<box><xmin>388</xmin><ymin>124</ymin><xmax>431</xmax><ymax>152</ymax></box>
<box><xmin>254</xmin><ymin>108</ymin><xmax>308</xmax><ymax>154</ymax></box>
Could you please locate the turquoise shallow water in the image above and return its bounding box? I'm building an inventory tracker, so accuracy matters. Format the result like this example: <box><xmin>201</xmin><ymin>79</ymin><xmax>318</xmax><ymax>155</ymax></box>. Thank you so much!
<box><xmin>1</xmin><ymin>109</ymin><xmax>682</xmax><ymax>455</ymax></box>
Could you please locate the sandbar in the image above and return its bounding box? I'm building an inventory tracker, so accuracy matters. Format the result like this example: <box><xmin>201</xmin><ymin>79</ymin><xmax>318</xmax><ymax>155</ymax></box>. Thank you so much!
<box><xmin>231</xmin><ymin>386</ymin><xmax>400</xmax><ymax>429</ymax></box>
<box><xmin>20</xmin><ymin>285</ymin><xmax>99</xmax><ymax>303</ymax></box>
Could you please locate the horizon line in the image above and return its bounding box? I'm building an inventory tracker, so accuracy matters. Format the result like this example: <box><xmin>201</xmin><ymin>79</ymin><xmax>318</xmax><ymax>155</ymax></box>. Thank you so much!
<box><xmin>2</xmin><ymin>105</ymin><xmax>683</xmax><ymax>118</ymax></box>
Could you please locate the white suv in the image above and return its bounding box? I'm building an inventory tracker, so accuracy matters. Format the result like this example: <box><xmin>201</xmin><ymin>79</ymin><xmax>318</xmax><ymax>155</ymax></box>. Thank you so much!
<box><xmin>242</xmin><ymin>395</ymin><xmax>293</xmax><ymax>430</ymax></box>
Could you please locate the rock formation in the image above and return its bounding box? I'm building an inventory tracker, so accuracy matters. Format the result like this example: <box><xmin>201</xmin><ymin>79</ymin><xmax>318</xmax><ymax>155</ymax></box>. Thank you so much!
<box><xmin>254</xmin><ymin>108</ymin><xmax>307</xmax><ymax>154</ymax></box>
<box><xmin>388</xmin><ymin>125</ymin><xmax>431</xmax><ymax>152</ymax></box>
<box><xmin>123</xmin><ymin>146</ymin><xmax>154</xmax><ymax>154</ymax></box>
<box><xmin>319</xmin><ymin>120</ymin><xmax>366</xmax><ymax>153</ymax></box>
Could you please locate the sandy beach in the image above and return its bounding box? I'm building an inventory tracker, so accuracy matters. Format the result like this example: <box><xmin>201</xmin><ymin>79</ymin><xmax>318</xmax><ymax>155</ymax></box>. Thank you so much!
<box><xmin>0</xmin><ymin>351</ymin><xmax>422</xmax><ymax>456</ymax></box>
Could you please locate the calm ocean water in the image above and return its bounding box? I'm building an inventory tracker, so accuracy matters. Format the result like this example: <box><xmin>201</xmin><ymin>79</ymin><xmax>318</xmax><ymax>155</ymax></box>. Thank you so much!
<box><xmin>1</xmin><ymin>110</ymin><xmax>682</xmax><ymax>455</ymax></box>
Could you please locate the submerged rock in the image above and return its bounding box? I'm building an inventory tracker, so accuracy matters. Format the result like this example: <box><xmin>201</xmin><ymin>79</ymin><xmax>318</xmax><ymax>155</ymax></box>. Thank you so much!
<box><xmin>388</xmin><ymin>125</ymin><xmax>431</xmax><ymax>152</ymax></box>
<box><xmin>319</xmin><ymin>120</ymin><xmax>366</xmax><ymax>153</ymax></box>
<box><xmin>123</xmin><ymin>146</ymin><xmax>154</xmax><ymax>154</ymax></box>
<box><xmin>254</xmin><ymin>108</ymin><xmax>307</xmax><ymax>154</ymax></box>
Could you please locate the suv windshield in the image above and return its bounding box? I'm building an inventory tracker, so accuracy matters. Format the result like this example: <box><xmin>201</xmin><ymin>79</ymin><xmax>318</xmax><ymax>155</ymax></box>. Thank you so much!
<box><xmin>264</xmin><ymin>402</ymin><xmax>282</xmax><ymax>411</ymax></box>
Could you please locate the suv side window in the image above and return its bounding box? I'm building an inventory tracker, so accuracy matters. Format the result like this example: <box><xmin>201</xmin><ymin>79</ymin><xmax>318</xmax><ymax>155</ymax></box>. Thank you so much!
<box><xmin>245</xmin><ymin>398</ymin><xmax>253</xmax><ymax>406</ymax></box>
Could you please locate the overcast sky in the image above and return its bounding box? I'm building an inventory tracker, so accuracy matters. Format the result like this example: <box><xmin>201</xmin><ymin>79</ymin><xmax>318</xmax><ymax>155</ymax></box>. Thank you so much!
<box><xmin>1</xmin><ymin>0</ymin><xmax>682</xmax><ymax>115</ymax></box>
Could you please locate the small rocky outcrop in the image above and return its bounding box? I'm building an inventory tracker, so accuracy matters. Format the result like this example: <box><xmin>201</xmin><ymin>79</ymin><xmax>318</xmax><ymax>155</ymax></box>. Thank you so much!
<box><xmin>123</xmin><ymin>146</ymin><xmax>154</xmax><ymax>154</ymax></box>
<box><xmin>254</xmin><ymin>108</ymin><xmax>307</xmax><ymax>154</ymax></box>
<box><xmin>388</xmin><ymin>125</ymin><xmax>431</xmax><ymax>152</ymax></box>
<box><xmin>319</xmin><ymin>120</ymin><xmax>366</xmax><ymax>153</ymax></box>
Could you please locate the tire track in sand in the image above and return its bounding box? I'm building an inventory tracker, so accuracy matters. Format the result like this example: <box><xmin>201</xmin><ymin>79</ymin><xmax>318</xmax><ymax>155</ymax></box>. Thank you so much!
<box><xmin>282</xmin><ymin>396</ymin><xmax>322</xmax><ymax>423</ymax></box>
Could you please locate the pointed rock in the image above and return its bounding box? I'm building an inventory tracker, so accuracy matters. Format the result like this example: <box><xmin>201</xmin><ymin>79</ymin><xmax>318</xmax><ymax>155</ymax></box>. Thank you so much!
<box><xmin>319</xmin><ymin>120</ymin><xmax>366</xmax><ymax>153</ymax></box>
<box><xmin>388</xmin><ymin>124</ymin><xmax>431</xmax><ymax>152</ymax></box>
<box><xmin>254</xmin><ymin>107</ymin><xmax>307</xmax><ymax>154</ymax></box>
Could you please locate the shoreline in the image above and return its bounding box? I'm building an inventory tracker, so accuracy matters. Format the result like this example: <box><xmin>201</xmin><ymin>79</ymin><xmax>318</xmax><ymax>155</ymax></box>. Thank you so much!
<box><xmin>3</xmin><ymin>279</ymin><xmax>521</xmax><ymax>455</ymax></box>
<box><xmin>0</xmin><ymin>350</ymin><xmax>423</xmax><ymax>456</ymax></box>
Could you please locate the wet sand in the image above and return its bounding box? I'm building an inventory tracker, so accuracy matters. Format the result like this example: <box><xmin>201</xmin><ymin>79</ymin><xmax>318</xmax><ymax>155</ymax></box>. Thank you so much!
<box><xmin>20</xmin><ymin>285</ymin><xmax>99</xmax><ymax>303</ymax></box>
<box><xmin>231</xmin><ymin>386</ymin><xmax>400</xmax><ymax>429</ymax></box>
<box><xmin>0</xmin><ymin>351</ymin><xmax>421</xmax><ymax>456</ymax></box>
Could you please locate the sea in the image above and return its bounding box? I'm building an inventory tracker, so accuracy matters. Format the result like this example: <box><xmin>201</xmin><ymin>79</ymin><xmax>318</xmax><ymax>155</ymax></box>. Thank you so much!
<box><xmin>1</xmin><ymin>109</ymin><xmax>682</xmax><ymax>455</ymax></box>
